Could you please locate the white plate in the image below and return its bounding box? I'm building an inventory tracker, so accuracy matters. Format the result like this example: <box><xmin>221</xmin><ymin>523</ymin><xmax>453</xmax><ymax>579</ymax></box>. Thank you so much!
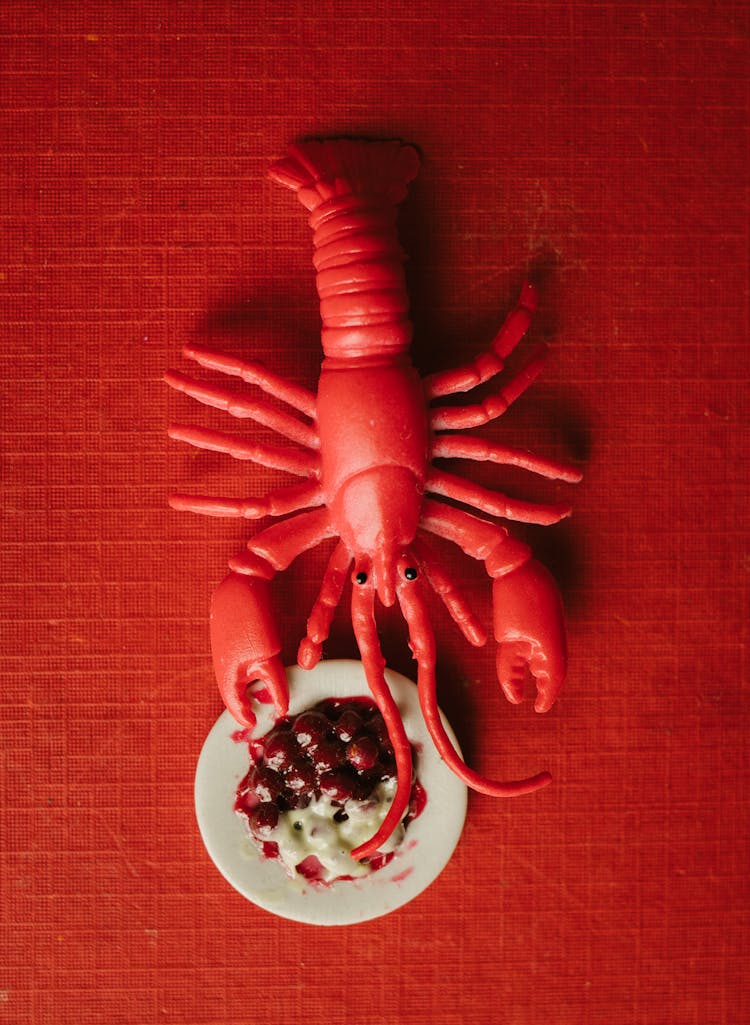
<box><xmin>194</xmin><ymin>659</ymin><xmax>467</xmax><ymax>925</ymax></box>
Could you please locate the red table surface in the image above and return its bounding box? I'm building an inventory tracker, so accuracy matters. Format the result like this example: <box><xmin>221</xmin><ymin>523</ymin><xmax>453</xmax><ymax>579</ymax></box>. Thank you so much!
<box><xmin>1</xmin><ymin>3</ymin><xmax>748</xmax><ymax>1024</ymax></box>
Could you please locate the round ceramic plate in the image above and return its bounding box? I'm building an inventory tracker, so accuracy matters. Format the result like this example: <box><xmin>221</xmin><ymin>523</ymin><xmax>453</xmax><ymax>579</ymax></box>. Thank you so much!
<box><xmin>194</xmin><ymin>659</ymin><xmax>467</xmax><ymax>925</ymax></box>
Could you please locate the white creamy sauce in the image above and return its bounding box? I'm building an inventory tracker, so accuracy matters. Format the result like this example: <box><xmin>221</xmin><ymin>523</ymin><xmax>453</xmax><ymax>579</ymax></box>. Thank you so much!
<box><xmin>272</xmin><ymin>778</ymin><xmax>405</xmax><ymax>882</ymax></box>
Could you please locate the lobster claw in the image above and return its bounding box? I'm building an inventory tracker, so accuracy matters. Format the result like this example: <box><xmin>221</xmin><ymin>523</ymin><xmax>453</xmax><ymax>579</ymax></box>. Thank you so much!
<box><xmin>493</xmin><ymin>559</ymin><xmax>568</xmax><ymax>714</ymax></box>
<box><xmin>209</xmin><ymin>572</ymin><xmax>289</xmax><ymax>728</ymax></box>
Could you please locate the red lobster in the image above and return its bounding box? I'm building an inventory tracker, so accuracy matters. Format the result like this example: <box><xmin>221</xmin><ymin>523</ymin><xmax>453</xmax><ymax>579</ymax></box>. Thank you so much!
<box><xmin>165</xmin><ymin>139</ymin><xmax>581</xmax><ymax>861</ymax></box>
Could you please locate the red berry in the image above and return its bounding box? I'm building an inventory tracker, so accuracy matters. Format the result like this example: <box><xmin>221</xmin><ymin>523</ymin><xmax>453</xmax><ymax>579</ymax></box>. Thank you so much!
<box><xmin>406</xmin><ymin>781</ymin><xmax>427</xmax><ymax>823</ymax></box>
<box><xmin>279</xmin><ymin>789</ymin><xmax>311</xmax><ymax>811</ymax></box>
<box><xmin>284</xmin><ymin>758</ymin><xmax>317</xmax><ymax>793</ymax></box>
<box><xmin>317</xmin><ymin>698</ymin><xmax>342</xmax><ymax>721</ymax></box>
<box><xmin>319</xmin><ymin>769</ymin><xmax>357</xmax><ymax>802</ymax></box>
<box><xmin>332</xmin><ymin>708</ymin><xmax>364</xmax><ymax>743</ymax></box>
<box><xmin>367</xmin><ymin>714</ymin><xmax>392</xmax><ymax>753</ymax></box>
<box><xmin>248</xmin><ymin>741</ymin><xmax>265</xmax><ymax>763</ymax></box>
<box><xmin>236</xmin><ymin>788</ymin><xmax>260</xmax><ymax>814</ymax></box>
<box><xmin>351</xmin><ymin>774</ymin><xmax>377</xmax><ymax>801</ymax></box>
<box><xmin>296</xmin><ymin>854</ymin><xmax>326</xmax><ymax>881</ymax></box>
<box><xmin>263</xmin><ymin>728</ymin><xmax>299</xmax><ymax>770</ymax></box>
<box><xmin>346</xmin><ymin>735</ymin><xmax>379</xmax><ymax>772</ymax></box>
<box><xmin>249</xmin><ymin>803</ymin><xmax>279</xmax><ymax>837</ymax></box>
<box><xmin>375</xmin><ymin>753</ymin><xmax>397</xmax><ymax>781</ymax></box>
<box><xmin>311</xmin><ymin>737</ymin><xmax>346</xmax><ymax>773</ymax></box>
<box><xmin>292</xmin><ymin>710</ymin><xmax>329</xmax><ymax>750</ymax></box>
<box><xmin>367</xmin><ymin>851</ymin><xmax>395</xmax><ymax>872</ymax></box>
<box><xmin>249</xmin><ymin>766</ymin><xmax>283</xmax><ymax>803</ymax></box>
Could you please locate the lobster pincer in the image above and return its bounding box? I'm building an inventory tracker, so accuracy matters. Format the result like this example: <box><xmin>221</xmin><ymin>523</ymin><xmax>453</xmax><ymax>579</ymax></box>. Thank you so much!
<box><xmin>208</xmin><ymin>506</ymin><xmax>341</xmax><ymax>729</ymax></box>
<box><xmin>492</xmin><ymin>559</ymin><xmax>568</xmax><ymax>714</ymax></box>
<box><xmin>419</xmin><ymin>498</ymin><xmax>570</xmax><ymax>717</ymax></box>
<box><xmin>209</xmin><ymin>571</ymin><xmax>288</xmax><ymax>729</ymax></box>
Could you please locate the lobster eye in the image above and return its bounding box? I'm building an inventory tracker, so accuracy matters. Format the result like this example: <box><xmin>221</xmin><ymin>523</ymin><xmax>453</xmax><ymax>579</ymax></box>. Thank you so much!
<box><xmin>404</xmin><ymin>567</ymin><xmax>418</xmax><ymax>581</ymax></box>
<box><xmin>355</xmin><ymin>571</ymin><xmax>368</xmax><ymax>585</ymax></box>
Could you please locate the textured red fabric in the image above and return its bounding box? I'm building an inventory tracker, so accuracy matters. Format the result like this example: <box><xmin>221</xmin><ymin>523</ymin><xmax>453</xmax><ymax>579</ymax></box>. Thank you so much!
<box><xmin>1</xmin><ymin>3</ymin><xmax>748</xmax><ymax>1023</ymax></box>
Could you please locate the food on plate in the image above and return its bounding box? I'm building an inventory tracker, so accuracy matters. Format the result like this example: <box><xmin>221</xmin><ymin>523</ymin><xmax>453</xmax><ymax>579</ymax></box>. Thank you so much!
<box><xmin>235</xmin><ymin>697</ymin><xmax>426</xmax><ymax>884</ymax></box>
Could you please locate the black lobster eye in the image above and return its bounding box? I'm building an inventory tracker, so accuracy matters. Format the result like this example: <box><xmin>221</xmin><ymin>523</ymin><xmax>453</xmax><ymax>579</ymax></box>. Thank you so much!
<box><xmin>355</xmin><ymin>571</ymin><xmax>368</xmax><ymax>585</ymax></box>
<box><xmin>404</xmin><ymin>567</ymin><xmax>418</xmax><ymax>581</ymax></box>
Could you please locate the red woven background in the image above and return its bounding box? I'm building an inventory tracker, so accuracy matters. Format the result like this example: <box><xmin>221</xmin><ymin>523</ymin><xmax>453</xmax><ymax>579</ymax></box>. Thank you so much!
<box><xmin>2</xmin><ymin>3</ymin><xmax>748</xmax><ymax>1023</ymax></box>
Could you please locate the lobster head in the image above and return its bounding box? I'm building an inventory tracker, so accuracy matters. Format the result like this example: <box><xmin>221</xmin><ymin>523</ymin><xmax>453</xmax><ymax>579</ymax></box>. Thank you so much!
<box><xmin>336</xmin><ymin>465</ymin><xmax>423</xmax><ymax>609</ymax></box>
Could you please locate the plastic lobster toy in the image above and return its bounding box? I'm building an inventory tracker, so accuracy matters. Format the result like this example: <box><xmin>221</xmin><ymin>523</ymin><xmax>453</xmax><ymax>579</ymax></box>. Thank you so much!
<box><xmin>166</xmin><ymin>139</ymin><xmax>581</xmax><ymax>861</ymax></box>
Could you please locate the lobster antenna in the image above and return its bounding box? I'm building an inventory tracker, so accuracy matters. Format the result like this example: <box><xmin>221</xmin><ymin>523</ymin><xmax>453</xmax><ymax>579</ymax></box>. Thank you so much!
<box><xmin>396</xmin><ymin>570</ymin><xmax>552</xmax><ymax>798</ymax></box>
<box><xmin>350</xmin><ymin>580</ymin><xmax>414</xmax><ymax>860</ymax></box>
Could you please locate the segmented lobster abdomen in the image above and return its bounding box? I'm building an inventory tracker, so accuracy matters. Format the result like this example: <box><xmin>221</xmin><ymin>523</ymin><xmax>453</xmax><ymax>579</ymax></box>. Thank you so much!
<box><xmin>268</xmin><ymin>139</ymin><xmax>419</xmax><ymax>361</ymax></box>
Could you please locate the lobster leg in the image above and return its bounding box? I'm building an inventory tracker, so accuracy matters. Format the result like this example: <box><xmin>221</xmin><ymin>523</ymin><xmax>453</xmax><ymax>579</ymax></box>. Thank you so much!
<box><xmin>430</xmin><ymin>434</ymin><xmax>582</xmax><ymax>484</ymax></box>
<box><xmin>424</xmin><ymin>283</ymin><xmax>537</xmax><ymax>399</ymax></box>
<box><xmin>421</xmin><ymin>499</ymin><xmax>531</xmax><ymax>573</ymax></box>
<box><xmin>164</xmin><ymin>370</ymin><xmax>319</xmax><ymax>449</ymax></box>
<box><xmin>168</xmin><ymin>424</ymin><xmax>320</xmax><ymax>478</ymax></box>
<box><xmin>397</xmin><ymin>565</ymin><xmax>551</xmax><ymax>796</ymax></box>
<box><xmin>420</xmin><ymin>499</ymin><xmax>567</xmax><ymax>712</ymax></box>
<box><xmin>350</xmin><ymin>577</ymin><xmax>413</xmax><ymax>861</ymax></box>
<box><xmin>297</xmin><ymin>541</ymin><xmax>352</xmax><ymax>669</ymax></box>
<box><xmin>430</xmin><ymin>344</ymin><xmax>549</xmax><ymax>431</ymax></box>
<box><xmin>182</xmin><ymin>344</ymin><xmax>317</xmax><ymax>418</ymax></box>
<box><xmin>228</xmin><ymin>507</ymin><xmax>335</xmax><ymax>576</ymax></box>
<box><xmin>168</xmin><ymin>480</ymin><xmax>323</xmax><ymax>519</ymax></box>
<box><xmin>410</xmin><ymin>535</ymin><xmax>486</xmax><ymax>647</ymax></box>
<box><xmin>210</xmin><ymin>508</ymin><xmax>336</xmax><ymax>727</ymax></box>
<box><xmin>425</xmin><ymin>469</ymin><xmax>573</xmax><ymax>525</ymax></box>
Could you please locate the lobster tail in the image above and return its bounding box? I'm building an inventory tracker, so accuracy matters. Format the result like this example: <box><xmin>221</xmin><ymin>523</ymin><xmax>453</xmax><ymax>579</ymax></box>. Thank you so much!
<box><xmin>269</xmin><ymin>139</ymin><xmax>420</xmax><ymax>360</ymax></box>
<box><xmin>268</xmin><ymin>138</ymin><xmax>419</xmax><ymax>211</ymax></box>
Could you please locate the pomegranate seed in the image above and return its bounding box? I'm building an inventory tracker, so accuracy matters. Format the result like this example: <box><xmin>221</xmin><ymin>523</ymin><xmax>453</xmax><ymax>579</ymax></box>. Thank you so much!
<box><xmin>249</xmin><ymin>802</ymin><xmax>279</xmax><ymax>837</ymax></box>
<box><xmin>317</xmin><ymin>698</ymin><xmax>342</xmax><ymax>721</ymax></box>
<box><xmin>346</xmin><ymin>735</ymin><xmax>379</xmax><ymax>772</ymax></box>
<box><xmin>263</xmin><ymin>728</ymin><xmax>299</xmax><ymax>770</ymax></box>
<box><xmin>248</xmin><ymin>740</ymin><xmax>265</xmax><ymax>763</ymax></box>
<box><xmin>319</xmin><ymin>769</ymin><xmax>357</xmax><ymax>802</ymax></box>
<box><xmin>249</xmin><ymin>766</ymin><xmax>283</xmax><ymax>803</ymax></box>
<box><xmin>368</xmin><ymin>851</ymin><xmax>395</xmax><ymax>871</ymax></box>
<box><xmin>284</xmin><ymin>758</ymin><xmax>317</xmax><ymax>793</ymax></box>
<box><xmin>279</xmin><ymin>789</ymin><xmax>312</xmax><ymax>811</ymax></box>
<box><xmin>332</xmin><ymin>708</ymin><xmax>363</xmax><ymax>743</ymax></box>
<box><xmin>406</xmin><ymin>781</ymin><xmax>427</xmax><ymax>823</ymax></box>
<box><xmin>351</xmin><ymin>774</ymin><xmax>377</xmax><ymax>801</ymax></box>
<box><xmin>236</xmin><ymin>789</ymin><xmax>260</xmax><ymax>814</ymax></box>
<box><xmin>375</xmin><ymin>753</ymin><xmax>397</xmax><ymax>781</ymax></box>
<box><xmin>366</xmin><ymin>714</ymin><xmax>393</xmax><ymax>752</ymax></box>
<box><xmin>292</xmin><ymin>710</ymin><xmax>329</xmax><ymax>750</ymax></box>
<box><xmin>296</xmin><ymin>854</ymin><xmax>326</xmax><ymax>881</ymax></box>
<box><xmin>311</xmin><ymin>737</ymin><xmax>346</xmax><ymax>772</ymax></box>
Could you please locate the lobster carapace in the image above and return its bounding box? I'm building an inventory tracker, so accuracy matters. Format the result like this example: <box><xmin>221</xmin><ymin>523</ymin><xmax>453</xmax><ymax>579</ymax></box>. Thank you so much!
<box><xmin>166</xmin><ymin>139</ymin><xmax>581</xmax><ymax>861</ymax></box>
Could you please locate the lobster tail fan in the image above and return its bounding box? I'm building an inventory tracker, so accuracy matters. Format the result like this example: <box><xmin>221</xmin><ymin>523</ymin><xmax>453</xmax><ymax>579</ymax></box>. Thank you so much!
<box><xmin>268</xmin><ymin>139</ymin><xmax>420</xmax><ymax>211</ymax></box>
